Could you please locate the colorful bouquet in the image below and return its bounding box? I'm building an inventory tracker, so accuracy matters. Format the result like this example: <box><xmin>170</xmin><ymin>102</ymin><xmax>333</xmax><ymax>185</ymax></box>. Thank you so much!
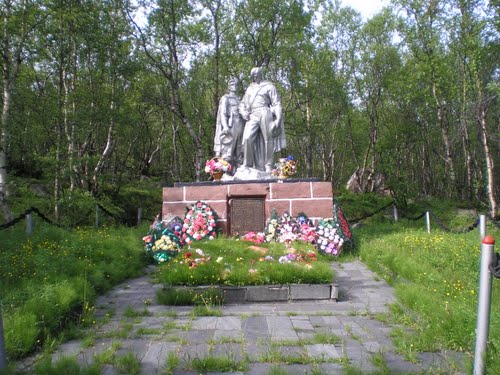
<box><xmin>205</xmin><ymin>157</ymin><xmax>232</xmax><ymax>175</ymax></box>
<box><xmin>271</xmin><ymin>155</ymin><xmax>297</xmax><ymax>178</ymax></box>
<box><xmin>242</xmin><ymin>231</ymin><xmax>266</xmax><ymax>244</ymax></box>
<box><xmin>152</xmin><ymin>234</ymin><xmax>180</xmax><ymax>253</ymax></box>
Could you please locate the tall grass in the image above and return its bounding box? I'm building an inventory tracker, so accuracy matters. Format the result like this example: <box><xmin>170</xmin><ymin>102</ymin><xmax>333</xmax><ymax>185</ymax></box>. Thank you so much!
<box><xmin>0</xmin><ymin>222</ymin><xmax>148</xmax><ymax>360</ymax></box>
<box><xmin>355</xmin><ymin>220</ymin><xmax>500</xmax><ymax>372</ymax></box>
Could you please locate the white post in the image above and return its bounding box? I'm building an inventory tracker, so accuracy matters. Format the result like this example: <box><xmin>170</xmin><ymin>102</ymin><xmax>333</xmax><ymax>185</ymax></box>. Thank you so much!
<box><xmin>426</xmin><ymin>211</ymin><xmax>431</xmax><ymax>234</ymax></box>
<box><xmin>137</xmin><ymin>207</ymin><xmax>143</xmax><ymax>226</ymax></box>
<box><xmin>26</xmin><ymin>213</ymin><xmax>33</xmax><ymax>235</ymax></box>
<box><xmin>479</xmin><ymin>215</ymin><xmax>486</xmax><ymax>239</ymax></box>
<box><xmin>95</xmin><ymin>204</ymin><xmax>99</xmax><ymax>229</ymax></box>
<box><xmin>393</xmin><ymin>205</ymin><xmax>398</xmax><ymax>222</ymax></box>
<box><xmin>473</xmin><ymin>236</ymin><xmax>496</xmax><ymax>375</ymax></box>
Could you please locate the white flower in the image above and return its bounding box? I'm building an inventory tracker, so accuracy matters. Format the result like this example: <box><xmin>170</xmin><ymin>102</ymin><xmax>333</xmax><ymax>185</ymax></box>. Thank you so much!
<box><xmin>195</xmin><ymin>248</ymin><xmax>205</xmax><ymax>256</ymax></box>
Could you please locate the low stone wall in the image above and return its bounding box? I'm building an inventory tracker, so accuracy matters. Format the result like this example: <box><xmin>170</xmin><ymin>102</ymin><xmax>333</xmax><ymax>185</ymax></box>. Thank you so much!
<box><xmin>164</xmin><ymin>284</ymin><xmax>339</xmax><ymax>304</ymax></box>
<box><xmin>162</xmin><ymin>178</ymin><xmax>334</xmax><ymax>234</ymax></box>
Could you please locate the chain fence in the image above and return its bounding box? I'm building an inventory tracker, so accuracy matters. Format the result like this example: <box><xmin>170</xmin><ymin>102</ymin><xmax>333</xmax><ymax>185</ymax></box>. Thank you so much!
<box><xmin>0</xmin><ymin>203</ymin><xmax>123</xmax><ymax>232</ymax></box>
<box><xmin>347</xmin><ymin>199</ymin><xmax>499</xmax><ymax>234</ymax></box>
<box><xmin>1</xmin><ymin>200</ymin><xmax>499</xmax><ymax>234</ymax></box>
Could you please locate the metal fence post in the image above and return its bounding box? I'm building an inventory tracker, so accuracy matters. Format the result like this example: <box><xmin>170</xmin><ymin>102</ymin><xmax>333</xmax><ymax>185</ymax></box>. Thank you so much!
<box><xmin>95</xmin><ymin>204</ymin><xmax>99</xmax><ymax>229</ymax></box>
<box><xmin>26</xmin><ymin>213</ymin><xmax>33</xmax><ymax>235</ymax></box>
<box><xmin>393</xmin><ymin>204</ymin><xmax>398</xmax><ymax>222</ymax></box>
<box><xmin>473</xmin><ymin>235</ymin><xmax>495</xmax><ymax>375</ymax></box>
<box><xmin>0</xmin><ymin>305</ymin><xmax>6</xmax><ymax>372</ymax></box>
<box><xmin>425</xmin><ymin>211</ymin><xmax>431</xmax><ymax>234</ymax></box>
<box><xmin>137</xmin><ymin>207</ymin><xmax>143</xmax><ymax>226</ymax></box>
<box><xmin>479</xmin><ymin>215</ymin><xmax>486</xmax><ymax>239</ymax></box>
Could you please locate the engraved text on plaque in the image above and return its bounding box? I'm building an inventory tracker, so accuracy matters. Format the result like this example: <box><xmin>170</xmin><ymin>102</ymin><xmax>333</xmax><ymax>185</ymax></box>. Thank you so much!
<box><xmin>229</xmin><ymin>197</ymin><xmax>265</xmax><ymax>235</ymax></box>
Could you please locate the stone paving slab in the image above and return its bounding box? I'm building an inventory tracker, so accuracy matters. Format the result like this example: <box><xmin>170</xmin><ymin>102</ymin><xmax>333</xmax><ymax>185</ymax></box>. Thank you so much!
<box><xmin>15</xmin><ymin>260</ymin><xmax>468</xmax><ymax>375</ymax></box>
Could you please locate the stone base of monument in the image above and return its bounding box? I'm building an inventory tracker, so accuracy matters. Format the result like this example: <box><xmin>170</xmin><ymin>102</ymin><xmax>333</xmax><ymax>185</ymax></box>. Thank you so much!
<box><xmin>163</xmin><ymin>284</ymin><xmax>339</xmax><ymax>304</ymax></box>
<box><xmin>162</xmin><ymin>178</ymin><xmax>334</xmax><ymax>235</ymax></box>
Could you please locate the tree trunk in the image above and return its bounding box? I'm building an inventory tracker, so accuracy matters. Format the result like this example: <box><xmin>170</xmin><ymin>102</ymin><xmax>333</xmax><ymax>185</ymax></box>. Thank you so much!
<box><xmin>432</xmin><ymin>80</ymin><xmax>456</xmax><ymax>196</ymax></box>
<box><xmin>477</xmin><ymin>89</ymin><xmax>497</xmax><ymax>217</ymax></box>
<box><xmin>93</xmin><ymin>87</ymin><xmax>115</xmax><ymax>195</ymax></box>
<box><xmin>305</xmin><ymin>89</ymin><xmax>313</xmax><ymax>177</ymax></box>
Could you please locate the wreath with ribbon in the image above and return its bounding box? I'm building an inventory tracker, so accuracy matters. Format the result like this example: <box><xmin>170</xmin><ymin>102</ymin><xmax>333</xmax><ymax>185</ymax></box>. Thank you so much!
<box><xmin>315</xmin><ymin>202</ymin><xmax>353</xmax><ymax>256</ymax></box>
<box><xmin>143</xmin><ymin>219</ymin><xmax>182</xmax><ymax>263</ymax></box>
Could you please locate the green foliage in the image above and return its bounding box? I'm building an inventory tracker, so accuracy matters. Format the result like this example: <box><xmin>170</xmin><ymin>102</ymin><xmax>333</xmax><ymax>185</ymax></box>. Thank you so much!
<box><xmin>190</xmin><ymin>355</ymin><xmax>249</xmax><ymax>373</ymax></box>
<box><xmin>115</xmin><ymin>353</ymin><xmax>142</xmax><ymax>375</ymax></box>
<box><xmin>156</xmin><ymin>287</ymin><xmax>223</xmax><ymax>306</ymax></box>
<box><xmin>4</xmin><ymin>312</ymin><xmax>39</xmax><ymax>359</ymax></box>
<box><xmin>335</xmin><ymin>192</ymin><xmax>393</xmax><ymax>223</ymax></box>
<box><xmin>356</xmin><ymin>221</ymin><xmax>500</xmax><ymax>371</ymax></box>
<box><xmin>0</xmin><ymin>224</ymin><xmax>147</xmax><ymax>359</ymax></box>
<box><xmin>155</xmin><ymin>238</ymin><xmax>333</xmax><ymax>287</ymax></box>
<box><xmin>112</xmin><ymin>181</ymin><xmax>162</xmax><ymax>226</ymax></box>
<box><xmin>33</xmin><ymin>356</ymin><xmax>101</xmax><ymax>375</ymax></box>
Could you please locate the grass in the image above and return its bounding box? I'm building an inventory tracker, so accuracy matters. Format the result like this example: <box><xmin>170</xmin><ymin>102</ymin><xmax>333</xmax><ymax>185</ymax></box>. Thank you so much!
<box><xmin>189</xmin><ymin>355</ymin><xmax>249</xmax><ymax>372</ymax></box>
<box><xmin>0</xmin><ymin>222</ymin><xmax>148</xmax><ymax>360</ymax></box>
<box><xmin>33</xmin><ymin>356</ymin><xmax>101</xmax><ymax>375</ymax></box>
<box><xmin>3</xmin><ymin>191</ymin><xmax>498</xmax><ymax>374</ymax></box>
<box><xmin>155</xmin><ymin>238</ymin><xmax>334</xmax><ymax>287</ymax></box>
<box><xmin>123</xmin><ymin>306</ymin><xmax>151</xmax><ymax>318</ymax></box>
<box><xmin>156</xmin><ymin>286</ymin><xmax>224</xmax><ymax>306</ymax></box>
<box><xmin>356</xmin><ymin>220</ymin><xmax>500</xmax><ymax>373</ymax></box>
<box><xmin>164</xmin><ymin>352</ymin><xmax>180</xmax><ymax>374</ymax></box>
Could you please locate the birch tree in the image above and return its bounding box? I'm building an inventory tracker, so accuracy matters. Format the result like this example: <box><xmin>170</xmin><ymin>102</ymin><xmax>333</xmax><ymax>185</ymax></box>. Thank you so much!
<box><xmin>0</xmin><ymin>0</ymin><xmax>44</xmax><ymax>222</ymax></box>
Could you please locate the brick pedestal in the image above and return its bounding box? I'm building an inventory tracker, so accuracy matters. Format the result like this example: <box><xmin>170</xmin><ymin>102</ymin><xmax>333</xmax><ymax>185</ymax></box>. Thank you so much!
<box><xmin>162</xmin><ymin>178</ymin><xmax>334</xmax><ymax>234</ymax></box>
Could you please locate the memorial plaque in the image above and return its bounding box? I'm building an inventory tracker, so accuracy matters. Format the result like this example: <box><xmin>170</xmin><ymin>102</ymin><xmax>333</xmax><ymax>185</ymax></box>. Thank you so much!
<box><xmin>229</xmin><ymin>197</ymin><xmax>265</xmax><ymax>235</ymax></box>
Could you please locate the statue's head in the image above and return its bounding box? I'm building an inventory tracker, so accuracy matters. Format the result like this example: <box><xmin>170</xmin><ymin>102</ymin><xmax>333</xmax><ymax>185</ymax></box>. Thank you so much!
<box><xmin>250</xmin><ymin>67</ymin><xmax>263</xmax><ymax>83</ymax></box>
<box><xmin>227</xmin><ymin>77</ymin><xmax>238</xmax><ymax>91</ymax></box>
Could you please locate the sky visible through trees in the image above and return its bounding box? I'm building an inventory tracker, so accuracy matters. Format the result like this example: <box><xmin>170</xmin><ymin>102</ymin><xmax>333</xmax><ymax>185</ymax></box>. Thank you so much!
<box><xmin>0</xmin><ymin>0</ymin><xmax>498</xmax><ymax>221</ymax></box>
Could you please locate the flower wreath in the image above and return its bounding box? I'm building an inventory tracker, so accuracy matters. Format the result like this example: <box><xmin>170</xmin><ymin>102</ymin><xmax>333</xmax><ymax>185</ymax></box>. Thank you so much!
<box><xmin>333</xmin><ymin>202</ymin><xmax>353</xmax><ymax>241</ymax></box>
<box><xmin>315</xmin><ymin>219</ymin><xmax>344</xmax><ymax>256</ymax></box>
<box><xmin>265</xmin><ymin>209</ymin><xmax>280</xmax><ymax>243</ymax></box>
<box><xmin>182</xmin><ymin>201</ymin><xmax>218</xmax><ymax>244</ymax></box>
<box><xmin>296</xmin><ymin>212</ymin><xmax>316</xmax><ymax>243</ymax></box>
<box><xmin>276</xmin><ymin>211</ymin><xmax>300</xmax><ymax>243</ymax></box>
<box><xmin>151</xmin><ymin>229</ymin><xmax>181</xmax><ymax>263</ymax></box>
<box><xmin>315</xmin><ymin>202</ymin><xmax>353</xmax><ymax>256</ymax></box>
<box><xmin>142</xmin><ymin>218</ymin><xmax>182</xmax><ymax>263</ymax></box>
<box><xmin>167</xmin><ymin>216</ymin><xmax>185</xmax><ymax>246</ymax></box>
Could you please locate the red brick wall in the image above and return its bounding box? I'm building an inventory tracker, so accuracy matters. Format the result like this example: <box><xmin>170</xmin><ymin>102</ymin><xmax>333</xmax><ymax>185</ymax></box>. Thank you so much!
<box><xmin>162</xmin><ymin>180</ymin><xmax>333</xmax><ymax>234</ymax></box>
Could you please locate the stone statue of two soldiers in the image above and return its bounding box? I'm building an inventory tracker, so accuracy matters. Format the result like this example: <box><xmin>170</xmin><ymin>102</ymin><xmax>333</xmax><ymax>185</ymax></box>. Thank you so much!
<box><xmin>213</xmin><ymin>67</ymin><xmax>286</xmax><ymax>180</ymax></box>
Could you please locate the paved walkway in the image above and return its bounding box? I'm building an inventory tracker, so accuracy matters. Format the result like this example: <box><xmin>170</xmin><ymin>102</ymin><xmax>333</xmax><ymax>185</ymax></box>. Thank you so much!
<box><xmin>18</xmin><ymin>261</ymin><xmax>467</xmax><ymax>374</ymax></box>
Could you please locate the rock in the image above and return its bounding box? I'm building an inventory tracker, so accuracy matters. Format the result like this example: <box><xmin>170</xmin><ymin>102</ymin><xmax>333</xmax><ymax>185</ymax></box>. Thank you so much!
<box><xmin>29</xmin><ymin>184</ymin><xmax>50</xmax><ymax>197</ymax></box>
<box><xmin>346</xmin><ymin>168</ymin><xmax>386</xmax><ymax>194</ymax></box>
